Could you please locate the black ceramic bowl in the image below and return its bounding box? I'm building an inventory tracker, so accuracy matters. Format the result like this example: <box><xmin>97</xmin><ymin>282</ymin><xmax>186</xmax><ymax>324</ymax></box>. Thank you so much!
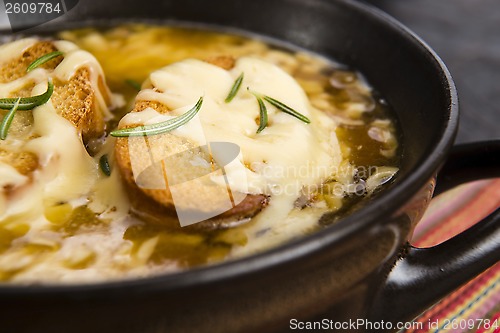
<box><xmin>0</xmin><ymin>1</ymin><xmax>499</xmax><ymax>332</ymax></box>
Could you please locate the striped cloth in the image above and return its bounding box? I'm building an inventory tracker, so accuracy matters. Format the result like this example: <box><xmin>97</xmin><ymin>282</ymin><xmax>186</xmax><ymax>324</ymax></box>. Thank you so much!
<box><xmin>405</xmin><ymin>179</ymin><xmax>500</xmax><ymax>333</ymax></box>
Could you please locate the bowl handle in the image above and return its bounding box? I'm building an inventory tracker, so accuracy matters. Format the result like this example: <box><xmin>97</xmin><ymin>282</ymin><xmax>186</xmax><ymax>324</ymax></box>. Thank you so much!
<box><xmin>368</xmin><ymin>140</ymin><xmax>500</xmax><ymax>327</ymax></box>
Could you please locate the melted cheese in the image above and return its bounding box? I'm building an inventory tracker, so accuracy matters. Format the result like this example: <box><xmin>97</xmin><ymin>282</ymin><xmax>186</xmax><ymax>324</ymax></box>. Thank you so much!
<box><xmin>0</xmin><ymin>39</ymin><xmax>130</xmax><ymax>282</ymax></box>
<box><xmin>120</xmin><ymin>58</ymin><xmax>342</xmax><ymax>254</ymax></box>
<box><xmin>0</xmin><ymin>38</ymin><xmax>113</xmax><ymax>215</ymax></box>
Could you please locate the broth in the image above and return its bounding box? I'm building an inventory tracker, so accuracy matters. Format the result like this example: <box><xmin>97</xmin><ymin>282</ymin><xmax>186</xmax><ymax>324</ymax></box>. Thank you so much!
<box><xmin>0</xmin><ymin>25</ymin><xmax>399</xmax><ymax>283</ymax></box>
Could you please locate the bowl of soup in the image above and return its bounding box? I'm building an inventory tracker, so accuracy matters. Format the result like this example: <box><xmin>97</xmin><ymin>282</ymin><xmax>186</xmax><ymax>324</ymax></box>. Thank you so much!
<box><xmin>0</xmin><ymin>0</ymin><xmax>498</xmax><ymax>332</ymax></box>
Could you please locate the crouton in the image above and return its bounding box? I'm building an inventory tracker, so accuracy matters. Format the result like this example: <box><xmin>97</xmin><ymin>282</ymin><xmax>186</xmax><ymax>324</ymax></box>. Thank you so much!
<box><xmin>0</xmin><ymin>39</ymin><xmax>113</xmax><ymax>178</ymax></box>
<box><xmin>114</xmin><ymin>56</ymin><xmax>268</xmax><ymax>230</ymax></box>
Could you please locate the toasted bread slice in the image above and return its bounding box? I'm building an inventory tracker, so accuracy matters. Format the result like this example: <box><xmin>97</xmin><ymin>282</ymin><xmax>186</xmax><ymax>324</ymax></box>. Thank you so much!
<box><xmin>114</xmin><ymin>56</ymin><xmax>268</xmax><ymax>230</ymax></box>
<box><xmin>205</xmin><ymin>55</ymin><xmax>235</xmax><ymax>70</ymax></box>
<box><xmin>0</xmin><ymin>39</ymin><xmax>113</xmax><ymax>179</ymax></box>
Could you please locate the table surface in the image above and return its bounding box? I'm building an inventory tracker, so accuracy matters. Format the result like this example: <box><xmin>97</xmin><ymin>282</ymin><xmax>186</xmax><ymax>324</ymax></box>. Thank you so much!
<box><xmin>368</xmin><ymin>0</ymin><xmax>500</xmax><ymax>144</ymax></box>
<box><xmin>405</xmin><ymin>179</ymin><xmax>500</xmax><ymax>333</ymax></box>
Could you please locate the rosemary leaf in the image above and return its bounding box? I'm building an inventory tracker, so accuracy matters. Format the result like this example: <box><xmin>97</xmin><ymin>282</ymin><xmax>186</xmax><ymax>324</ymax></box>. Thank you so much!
<box><xmin>0</xmin><ymin>98</ymin><xmax>21</xmax><ymax>140</ymax></box>
<box><xmin>125</xmin><ymin>79</ymin><xmax>141</xmax><ymax>91</ymax></box>
<box><xmin>110</xmin><ymin>97</ymin><xmax>203</xmax><ymax>137</ymax></box>
<box><xmin>249</xmin><ymin>91</ymin><xmax>268</xmax><ymax>133</ymax></box>
<box><xmin>99</xmin><ymin>154</ymin><xmax>111</xmax><ymax>176</ymax></box>
<box><xmin>26</xmin><ymin>51</ymin><xmax>63</xmax><ymax>72</ymax></box>
<box><xmin>263</xmin><ymin>95</ymin><xmax>311</xmax><ymax>124</ymax></box>
<box><xmin>0</xmin><ymin>79</ymin><xmax>54</xmax><ymax>110</ymax></box>
<box><xmin>225</xmin><ymin>72</ymin><xmax>244</xmax><ymax>103</ymax></box>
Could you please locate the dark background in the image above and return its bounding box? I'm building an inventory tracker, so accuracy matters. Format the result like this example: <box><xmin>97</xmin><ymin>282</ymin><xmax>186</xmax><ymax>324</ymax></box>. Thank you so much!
<box><xmin>367</xmin><ymin>0</ymin><xmax>500</xmax><ymax>143</ymax></box>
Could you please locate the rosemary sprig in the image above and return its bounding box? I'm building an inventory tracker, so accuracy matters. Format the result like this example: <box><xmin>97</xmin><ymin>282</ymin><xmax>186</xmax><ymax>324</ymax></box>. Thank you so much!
<box><xmin>0</xmin><ymin>79</ymin><xmax>54</xmax><ymax>110</ymax></box>
<box><xmin>26</xmin><ymin>51</ymin><xmax>64</xmax><ymax>72</ymax></box>
<box><xmin>247</xmin><ymin>88</ymin><xmax>311</xmax><ymax>132</ymax></box>
<box><xmin>99</xmin><ymin>154</ymin><xmax>111</xmax><ymax>176</ymax></box>
<box><xmin>0</xmin><ymin>98</ymin><xmax>21</xmax><ymax>140</ymax></box>
<box><xmin>262</xmin><ymin>95</ymin><xmax>311</xmax><ymax>124</ymax></box>
<box><xmin>125</xmin><ymin>79</ymin><xmax>141</xmax><ymax>91</ymax></box>
<box><xmin>224</xmin><ymin>70</ymin><xmax>310</xmax><ymax>125</ymax></box>
<box><xmin>110</xmin><ymin>97</ymin><xmax>203</xmax><ymax>137</ymax></box>
<box><xmin>225</xmin><ymin>72</ymin><xmax>244</xmax><ymax>103</ymax></box>
<box><xmin>248</xmin><ymin>90</ymin><xmax>268</xmax><ymax>133</ymax></box>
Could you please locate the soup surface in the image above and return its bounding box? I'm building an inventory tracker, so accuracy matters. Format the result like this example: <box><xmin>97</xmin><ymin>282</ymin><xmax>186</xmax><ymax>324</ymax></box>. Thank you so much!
<box><xmin>0</xmin><ymin>25</ymin><xmax>399</xmax><ymax>283</ymax></box>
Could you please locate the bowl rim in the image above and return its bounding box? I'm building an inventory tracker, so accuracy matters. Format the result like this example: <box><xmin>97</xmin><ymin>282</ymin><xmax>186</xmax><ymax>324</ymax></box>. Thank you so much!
<box><xmin>0</xmin><ymin>0</ymin><xmax>458</xmax><ymax>297</ymax></box>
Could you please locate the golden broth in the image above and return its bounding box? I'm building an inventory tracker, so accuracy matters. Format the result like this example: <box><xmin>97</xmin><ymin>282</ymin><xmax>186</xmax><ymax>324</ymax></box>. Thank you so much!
<box><xmin>0</xmin><ymin>25</ymin><xmax>399</xmax><ymax>282</ymax></box>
